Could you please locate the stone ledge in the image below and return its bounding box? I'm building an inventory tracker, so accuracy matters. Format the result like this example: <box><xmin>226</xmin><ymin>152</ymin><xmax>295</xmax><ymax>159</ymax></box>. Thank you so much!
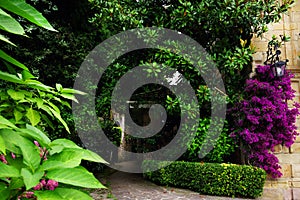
<box><xmin>258</xmin><ymin>188</ymin><xmax>292</xmax><ymax>200</ymax></box>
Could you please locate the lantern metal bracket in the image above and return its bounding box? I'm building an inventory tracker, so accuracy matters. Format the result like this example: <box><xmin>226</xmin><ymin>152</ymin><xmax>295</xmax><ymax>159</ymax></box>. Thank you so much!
<box><xmin>263</xmin><ymin>35</ymin><xmax>289</xmax><ymax>77</ymax></box>
<box><xmin>263</xmin><ymin>35</ymin><xmax>288</xmax><ymax>66</ymax></box>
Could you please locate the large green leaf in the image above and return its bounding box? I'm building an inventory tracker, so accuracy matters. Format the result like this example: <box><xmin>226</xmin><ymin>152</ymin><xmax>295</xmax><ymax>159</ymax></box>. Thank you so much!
<box><xmin>0</xmin><ymin>115</ymin><xmax>18</xmax><ymax>129</ymax></box>
<box><xmin>18</xmin><ymin>139</ymin><xmax>41</xmax><ymax>172</ymax></box>
<box><xmin>21</xmin><ymin>69</ymin><xmax>36</xmax><ymax>80</ymax></box>
<box><xmin>1</xmin><ymin>129</ymin><xmax>41</xmax><ymax>172</ymax></box>
<box><xmin>0</xmin><ymin>50</ymin><xmax>28</xmax><ymax>70</ymax></box>
<box><xmin>61</xmin><ymin>88</ymin><xmax>86</xmax><ymax>95</ymax></box>
<box><xmin>48</xmin><ymin>139</ymin><xmax>81</xmax><ymax>156</ymax></box>
<box><xmin>50</xmin><ymin>139</ymin><xmax>82</xmax><ymax>150</ymax></box>
<box><xmin>34</xmin><ymin>189</ymin><xmax>93</xmax><ymax>200</ymax></box>
<box><xmin>0</xmin><ymin>34</ymin><xmax>15</xmax><ymax>46</ymax></box>
<box><xmin>0</xmin><ymin>71</ymin><xmax>23</xmax><ymax>84</ymax></box>
<box><xmin>46</xmin><ymin>167</ymin><xmax>106</xmax><ymax>189</ymax></box>
<box><xmin>14</xmin><ymin>108</ymin><xmax>23</xmax><ymax>122</ymax></box>
<box><xmin>59</xmin><ymin>93</ymin><xmax>78</xmax><ymax>103</ymax></box>
<box><xmin>41</xmin><ymin>150</ymin><xmax>83</xmax><ymax>170</ymax></box>
<box><xmin>19</xmin><ymin>124</ymin><xmax>51</xmax><ymax>146</ymax></box>
<box><xmin>21</xmin><ymin>168</ymin><xmax>44</xmax><ymax>190</ymax></box>
<box><xmin>48</xmin><ymin>107</ymin><xmax>70</xmax><ymax>133</ymax></box>
<box><xmin>40</xmin><ymin>105</ymin><xmax>53</xmax><ymax>117</ymax></box>
<box><xmin>55</xmin><ymin>188</ymin><xmax>93</xmax><ymax>200</ymax></box>
<box><xmin>34</xmin><ymin>190</ymin><xmax>64</xmax><ymax>200</ymax></box>
<box><xmin>25</xmin><ymin>79</ymin><xmax>53</xmax><ymax>91</ymax></box>
<box><xmin>0</xmin><ymin>0</ymin><xmax>56</xmax><ymax>31</ymax></box>
<box><xmin>41</xmin><ymin>160</ymin><xmax>77</xmax><ymax>171</ymax></box>
<box><xmin>7</xmin><ymin>89</ymin><xmax>25</xmax><ymax>100</ymax></box>
<box><xmin>25</xmin><ymin>107</ymin><xmax>41</xmax><ymax>126</ymax></box>
<box><xmin>0</xmin><ymin>161</ymin><xmax>20</xmax><ymax>177</ymax></box>
<box><xmin>81</xmin><ymin>149</ymin><xmax>108</xmax><ymax>164</ymax></box>
<box><xmin>0</xmin><ymin>135</ymin><xmax>22</xmax><ymax>155</ymax></box>
<box><xmin>0</xmin><ymin>8</ymin><xmax>24</xmax><ymax>35</ymax></box>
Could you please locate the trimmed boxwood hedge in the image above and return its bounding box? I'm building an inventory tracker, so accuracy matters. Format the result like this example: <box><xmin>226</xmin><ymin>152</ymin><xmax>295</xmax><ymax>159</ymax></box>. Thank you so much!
<box><xmin>142</xmin><ymin>161</ymin><xmax>266</xmax><ymax>199</ymax></box>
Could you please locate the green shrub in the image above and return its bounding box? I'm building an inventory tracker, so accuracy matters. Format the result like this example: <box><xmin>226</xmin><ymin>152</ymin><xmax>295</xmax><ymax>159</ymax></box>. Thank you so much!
<box><xmin>180</xmin><ymin>118</ymin><xmax>236</xmax><ymax>163</ymax></box>
<box><xmin>142</xmin><ymin>160</ymin><xmax>266</xmax><ymax>199</ymax></box>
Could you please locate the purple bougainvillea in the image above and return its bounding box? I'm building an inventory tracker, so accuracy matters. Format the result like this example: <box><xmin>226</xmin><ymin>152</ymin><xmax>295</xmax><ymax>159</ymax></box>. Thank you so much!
<box><xmin>230</xmin><ymin>65</ymin><xmax>300</xmax><ymax>178</ymax></box>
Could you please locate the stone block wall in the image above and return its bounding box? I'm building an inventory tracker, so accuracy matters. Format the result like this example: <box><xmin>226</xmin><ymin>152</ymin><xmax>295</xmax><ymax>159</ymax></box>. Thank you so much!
<box><xmin>252</xmin><ymin>2</ymin><xmax>300</xmax><ymax>199</ymax></box>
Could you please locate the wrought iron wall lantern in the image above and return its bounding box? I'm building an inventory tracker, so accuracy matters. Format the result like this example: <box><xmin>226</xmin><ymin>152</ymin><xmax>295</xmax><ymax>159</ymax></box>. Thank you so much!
<box><xmin>263</xmin><ymin>36</ymin><xmax>288</xmax><ymax>78</ymax></box>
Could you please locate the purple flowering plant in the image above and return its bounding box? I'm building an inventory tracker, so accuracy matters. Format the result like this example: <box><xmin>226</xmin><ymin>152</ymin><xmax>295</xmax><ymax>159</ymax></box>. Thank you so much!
<box><xmin>230</xmin><ymin>65</ymin><xmax>300</xmax><ymax>178</ymax></box>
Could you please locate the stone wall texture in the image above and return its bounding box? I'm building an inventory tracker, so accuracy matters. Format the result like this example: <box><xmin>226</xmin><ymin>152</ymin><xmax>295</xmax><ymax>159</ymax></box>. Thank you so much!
<box><xmin>252</xmin><ymin>1</ymin><xmax>300</xmax><ymax>200</ymax></box>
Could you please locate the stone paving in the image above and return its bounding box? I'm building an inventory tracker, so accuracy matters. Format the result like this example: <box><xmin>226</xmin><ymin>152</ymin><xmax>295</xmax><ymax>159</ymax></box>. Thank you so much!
<box><xmin>91</xmin><ymin>171</ymin><xmax>252</xmax><ymax>200</ymax></box>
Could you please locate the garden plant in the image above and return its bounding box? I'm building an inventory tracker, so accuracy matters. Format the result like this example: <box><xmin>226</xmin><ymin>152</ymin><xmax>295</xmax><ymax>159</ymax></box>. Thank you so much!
<box><xmin>0</xmin><ymin>0</ymin><xmax>298</xmax><ymax>198</ymax></box>
<box><xmin>0</xmin><ymin>0</ymin><xmax>106</xmax><ymax>199</ymax></box>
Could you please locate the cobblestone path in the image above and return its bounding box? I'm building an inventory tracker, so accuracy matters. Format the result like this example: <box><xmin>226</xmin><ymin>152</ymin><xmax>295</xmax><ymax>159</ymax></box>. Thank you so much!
<box><xmin>91</xmin><ymin>171</ymin><xmax>252</xmax><ymax>200</ymax></box>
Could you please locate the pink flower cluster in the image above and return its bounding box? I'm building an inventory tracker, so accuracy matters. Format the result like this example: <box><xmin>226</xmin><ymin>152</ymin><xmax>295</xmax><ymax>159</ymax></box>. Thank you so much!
<box><xmin>17</xmin><ymin>191</ymin><xmax>35</xmax><ymax>200</ymax></box>
<box><xmin>33</xmin><ymin>179</ymin><xmax>59</xmax><ymax>191</ymax></box>
<box><xmin>231</xmin><ymin>65</ymin><xmax>300</xmax><ymax>178</ymax></box>
<box><xmin>34</xmin><ymin>140</ymin><xmax>48</xmax><ymax>160</ymax></box>
<box><xmin>17</xmin><ymin>179</ymin><xmax>59</xmax><ymax>199</ymax></box>
<box><xmin>0</xmin><ymin>152</ymin><xmax>16</xmax><ymax>164</ymax></box>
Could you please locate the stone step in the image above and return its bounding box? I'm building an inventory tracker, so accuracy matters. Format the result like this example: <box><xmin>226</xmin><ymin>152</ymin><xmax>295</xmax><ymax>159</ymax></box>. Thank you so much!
<box><xmin>258</xmin><ymin>188</ymin><xmax>300</xmax><ymax>200</ymax></box>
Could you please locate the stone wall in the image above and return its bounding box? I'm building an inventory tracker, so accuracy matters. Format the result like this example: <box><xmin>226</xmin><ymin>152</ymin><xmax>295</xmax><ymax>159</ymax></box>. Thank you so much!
<box><xmin>252</xmin><ymin>2</ymin><xmax>300</xmax><ymax>199</ymax></box>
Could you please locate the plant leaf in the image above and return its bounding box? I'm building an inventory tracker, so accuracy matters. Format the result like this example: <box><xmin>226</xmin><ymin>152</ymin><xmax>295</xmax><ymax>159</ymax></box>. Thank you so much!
<box><xmin>34</xmin><ymin>189</ymin><xmax>93</xmax><ymax>200</ymax></box>
<box><xmin>81</xmin><ymin>149</ymin><xmax>108</xmax><ymax>164</ymax></box>
<box><xmin>0</xmin><ymin>115</ymin><xmax>18</xmax><ymax>129</ymax></box>
<box><xmin>0</xmin><ymin>161</ymin><xmax>20</xmax><ymax>177</ymax></box>
<box><xmin>14</xmin><ymin>108</ymin><xmax>23</xmax><ymax>123</ymax></box>
<box><xmin>61</xmin><ymin>88</ymin><xmax>86</xmax><ymax>95</ymax></box>
<box><xmin>25</xmin><ymin>107</ymin><xmax>41</xmax><ymax>126</ymax></box>
<box><xmin>0</xmin><ymin>0</ymin><xmax>56</xmax><ymax>31</ymax></box>
<box><xmin>41</xmin><ymin>150</ymin><xmax>83</xmax><ymax>170</ymax></box>
<box><xmin>21</xmin><ymin>69</ymin><xmax>36</xmax><ymax>80</ymax></box>
<box><xmin>0</xmin><ymin>34</ymin><xmax>15</xmax><ymax>46</ymax></box>
<box><xmin>55</xmin><ymin>188</ymin><xmax>93</xmax><ymax>200</ymax></box>
<box><xmin>55</xmin><ymin>83</ymin><xmax>62</xmax><ymax>92</ymax></box>
<box><xmin>48</xmin><ymin>107</ymin><xmax>70</xmax><ymax>133</ymax></box>
<box><xmin>19</xmin><ymin>124</ymin><xmax>51</xmax><ymax>146</ymax></box>
<box><xmin>0</xmin><ymin>71</ymin><xmax>23</xmax><ymax>84</ymax></box>
<box><xmin>21</xmin><ymin>168</ymin><xmax>44</xmax><ymax>190</ymax></box>
<box><xmin>0</xmin><ymin>8</ymin><xmax>25</xmax><ymax>35</ymax></box>
<box><xmin>0</xmin><ymin>129</ymin><xmax>41</xmax><ymax>172</ymax></box>
<box><xmin>7</xmin><ymin>89</ymin><xmax>25</xmax><ymax>100</ymax></box>
<box><xmin>46</xmin><ymin>167</ymin><xmax>106</xmax><ymax>188</ymax></box>
<box><xmin>0</xmin><ymin>50</ymin><xmax>28</xmax><ymax>70</ymax></box>
<box><xmin>25</xmin><ymin>79</ymin><xmax>53</xmax><ymax>91</ymax></box>
<box><xmin>34</xmin><ymin>190</ymin><xmax>64</xmax><ymax>200</ymax></box>
<box><xmin>50</xmin><ymin>139</ymin><xmax>82</xmax><ymax>150</ymax></box>
<box><xmin>59</xmin><ymin>93</ymin><xmax>78</xmax><ymax>103</ymax></box>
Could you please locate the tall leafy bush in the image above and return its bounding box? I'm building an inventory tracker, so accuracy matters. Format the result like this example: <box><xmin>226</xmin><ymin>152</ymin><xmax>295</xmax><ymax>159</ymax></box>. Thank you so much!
<box><xmin>0</xmin><ymin>0</ymin><xmax>107</xmax><ymax>199</ymax></box>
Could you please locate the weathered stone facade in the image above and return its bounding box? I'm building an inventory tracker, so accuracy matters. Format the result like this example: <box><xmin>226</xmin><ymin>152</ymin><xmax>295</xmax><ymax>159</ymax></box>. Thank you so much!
<box><xmin>252</xmin><ymin>2</ymin><xmax>300</xmax><ymax>199</ymax></box>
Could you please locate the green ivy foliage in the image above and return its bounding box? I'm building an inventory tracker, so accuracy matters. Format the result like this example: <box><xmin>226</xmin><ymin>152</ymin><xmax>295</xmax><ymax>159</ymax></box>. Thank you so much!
<box><xmin>143</xmin><ymin>160</ymin><xmax>266</xmax><ymax>198</ymax></box>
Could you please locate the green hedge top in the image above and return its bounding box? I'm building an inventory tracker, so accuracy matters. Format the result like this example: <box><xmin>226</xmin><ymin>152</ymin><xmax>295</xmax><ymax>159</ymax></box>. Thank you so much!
<box><xmin>142</xmin><ymin>161</ymin><xmax>266</xmax><ymax>199</ymax></box>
